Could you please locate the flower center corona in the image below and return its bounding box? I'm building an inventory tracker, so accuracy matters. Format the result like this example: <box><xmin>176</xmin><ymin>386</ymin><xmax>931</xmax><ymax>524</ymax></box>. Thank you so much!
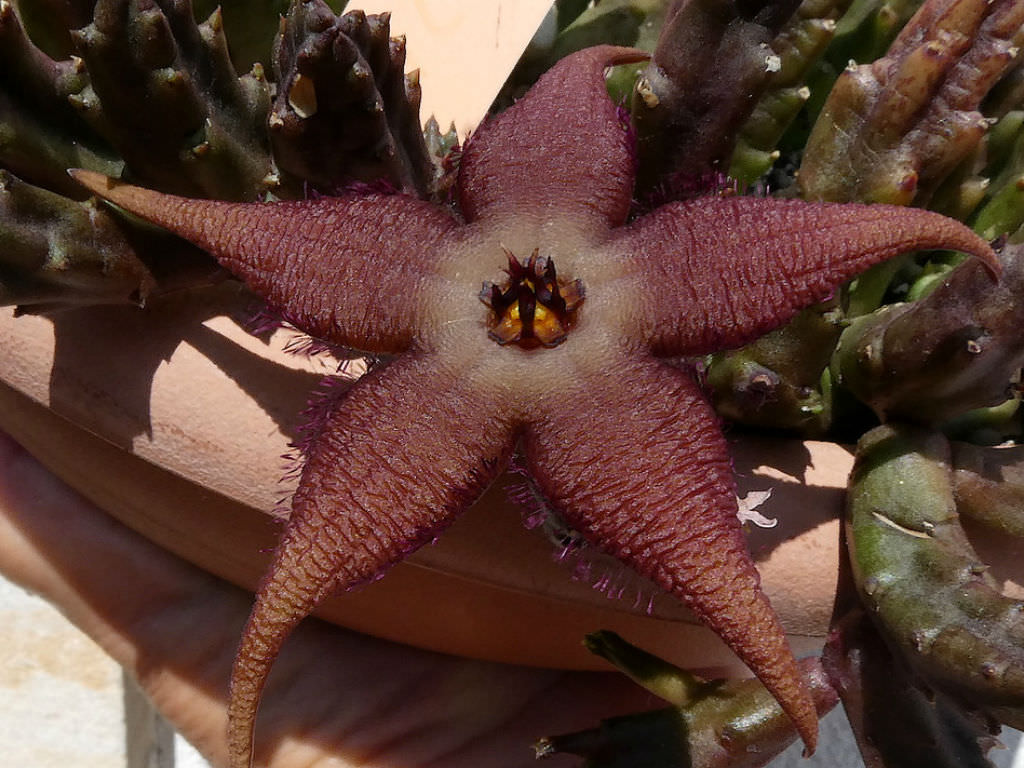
<box><xmin>480</xmin><ymin>247</ymin><xmax>585</xmax><ymax>348</ymax></box>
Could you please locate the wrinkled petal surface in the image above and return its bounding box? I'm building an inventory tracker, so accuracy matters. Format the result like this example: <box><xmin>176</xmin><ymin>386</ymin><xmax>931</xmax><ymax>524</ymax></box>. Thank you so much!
<box><xmin>521</xmin><ymin>356</ymin><xmax>818</xmax><ymax>751</ymax></box>
<box><xmin>457</xmin><ymin>46</ymin><xmax>648</xmax><ymax>232</ymax></box>
<box><xmin>71</xmin><ymin>170</ymin><xmax>457</xmax><ymax>353</ymax></box>
<box><xmin>611</xmin><ymin>197</ymin><xmax>998</xmax><ymax>355</ymax></box>
<box><xmin>228</xmin><ymin>352</ymin><xmax>518</xmax><ymax>768</ymax></box>
<box><xmin>67</xmin><ymin>43</ymin><xmax>1005</xmax><ymax>765</ymax></box>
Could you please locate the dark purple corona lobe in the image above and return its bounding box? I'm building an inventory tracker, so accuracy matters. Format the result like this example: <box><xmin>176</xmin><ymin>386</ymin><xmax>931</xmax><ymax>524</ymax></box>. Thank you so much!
<box><xmin>480</xmin><ymin>249</ymin><xmax>585</xmax><ymax>348</ymax></box>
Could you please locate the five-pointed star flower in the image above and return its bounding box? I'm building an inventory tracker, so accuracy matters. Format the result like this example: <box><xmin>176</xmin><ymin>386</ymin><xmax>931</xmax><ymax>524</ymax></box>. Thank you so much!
<box><xmin>71</xmin><ymin>45</ymin><xmax>997</xmax><ymax>768</ymax></box>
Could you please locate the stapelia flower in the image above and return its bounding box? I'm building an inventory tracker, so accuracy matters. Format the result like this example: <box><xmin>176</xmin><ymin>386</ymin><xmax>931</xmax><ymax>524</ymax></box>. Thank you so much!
<box><xmin>71</xmin><ymin>46</ymin><xmax>997</xmax><ymax>767</ymax></box>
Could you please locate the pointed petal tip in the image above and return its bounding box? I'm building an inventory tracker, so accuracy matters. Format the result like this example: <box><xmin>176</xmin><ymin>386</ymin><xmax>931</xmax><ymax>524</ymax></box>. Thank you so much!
<box><xmin>944</xmin><ymin>223</ymin><xmax>1001</xmax><ymax>282</ymax></box>
<box><xmin>764</xmin><ymin>652</ymin><xmax>819</xmax><ymax>756</ymax></box>
<box><xmin>67</xmin><ymin>170</ymin><xmax>179</xmax><ymax>228</ymax></box>
<box><xmin>586</xmin><ymin>44</ymin><xmax>650</xmax><ymax>69</ymax></box>
<box><xmin>68</xmin><ymin>168</ymin><xmax>116</xmax><ymax>196</ymax></box>
<box><xmin>69</xmin><ymin>169</ymin><xmax>157</xmax><ymax>218</ymax></box>
<box><xmin>564</xmin><ymin>45</ymin><xmax>650</xmax><ymax>82</ymax></box>
<box><xmin>984</xmin><ymin>238</ymin><xmax>1005</xmax><ymax>281</ymax></box>
<box><xmin>799</xmin><ymin>715</ymin><xmax>819</xmax><ymax>757</ymax></box>
<box><xmin>456</xmin><ymin>45</ymin><xmax>649</xmax><ymax>226</ymax></box>
<box><xmin>874</xmin><ymin>205</ymin><xmax>1000</xmax><ymax>281</ymax></box>
<box><xmin>947</xmin><ymin>218</ymin><xmax>1002</xmax><ymax>280</ymax></box>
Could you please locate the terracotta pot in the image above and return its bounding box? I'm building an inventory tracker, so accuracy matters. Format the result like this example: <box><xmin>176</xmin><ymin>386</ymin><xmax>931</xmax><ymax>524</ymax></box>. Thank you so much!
<box><xmin>0</xmin><ymin>283</ymin><xmax>932</xmax><ymax>673</ymax></box>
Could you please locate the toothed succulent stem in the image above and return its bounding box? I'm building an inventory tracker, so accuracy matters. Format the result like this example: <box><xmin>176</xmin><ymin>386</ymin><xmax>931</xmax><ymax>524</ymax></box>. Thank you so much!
<box><xmin>950</xmin><ymin>440</ymin><xmax>1024</xmax><ymax>537</ymax></box>
<box><xmin>798</xmin><ymin>0</ymin><xmax>1024</xmax><ymax>205</ymax></box>
<box><xmin>706</xmin><ymin>301</ymin><xmax>842</xmax><ymax>436</ymax></box>
<box><xmin>0</xmin><ymin>1</ymin><xmax>121</xmax><ymax>197</ymax></box>
<box><xmin>71</xmin><ymin>0</ymin><xmax>274</xmax><ymax>199</ymax></box>
<box><xmin>631</xmin><ymin>0</ymin><xmax>803</xmax><ymax>190</ymax></box>
<box><xmin>269</xmin><ymin>1</ymin><xmax>435</xmax><ymax>198</ymax></box>
<box><xmin>824</xmin><ymin>607</ymin><xmax>1005</xmax><ymax>768</ymax></box>
<box><xmin>848</xmin><ymin>424</ymin><xmax>1024</xmax><ymax>728</ymax></box>
<box><xmin>540</xmin><ymin>634</ymin><xmax>837</xmax><ymax>768</ymax></box>
<box><xmin>728</xmin><ymin>0</ymin><xmax>853</xmax><ymax>184</ymax></box>
<box><xmin>0</xmin><ymin>169</ymin><xmax>155</xmax><ymax>309</ymax></box>
<box><xmin>972</xmin><ymin>108</ymin><xmax>1024</xmax><ymax>243</ymax></box>
<box><xmin>191</xmin><ymin>0</ymin><xmax>294</xmax><ymax>72</ymax></box>
<box><xmin>496</xmin><ymin>0</ymin><xmax>671</xmax><ymax>108</ymax></box>
<box><xmin>827</xmin><ymin>0</ymin><xmax>927</xmax><ymax>66</ymax></box>
<box><xmin>832</xmin><ymin>242</ymin><xmax>1024</xmax><ymax>425</ymax></box>
<box><xmin>717</xmin><ymin>0</ymin><xmax>1024</xmax><ymax>438</ymax></box>
<box><xmin>10</xmin><ymin>0</ymin><xmax>96</xmax><ymax>59</ymax></box>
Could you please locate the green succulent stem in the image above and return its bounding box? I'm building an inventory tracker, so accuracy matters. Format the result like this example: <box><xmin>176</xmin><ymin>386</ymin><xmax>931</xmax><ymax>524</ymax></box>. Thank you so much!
<box><xmin>832</xmin><ymin>243</ymin><xmax>1024</xmax><ymax>425</ymax></box>
<box><xmin>0</xmin><ymin>169</ymin><xmax>154</xmax><ymax>309</ymax></box>
<box><xmin>631</xmin><ymin>0</ymin><xmax>803</xmax><ymax>191</ymax></box>
<box><xmin>847</xmin><ymin>424</ymin><xmax>1024</xmax><ymax>728</ymax></box>
<box><xmin>728</xmin><ymin>0</ymin><xmax>853</xmax><ymax>184</ymax></box>
<box><xmin>584</xmin><ymin>630</ymin><xmax>713</xmax><ymax>705</ymax></box>
<box><xmin>706</xmin><ymin>301</ymin><xmax>841</xmax><ymax>436</ymax></box>
<box><xmin>799</xmin><ymin>0</ymin><xmax>1024</xmax><ymax>205</ymax></box>
<box><xmin>269</xmin><ymin>1</ymin><xmax>435</xmax><ymax>198</ymax></box>
<box><xmin>824</xmin><ymin>607</ymin><xmax>1004</xmax><ymax>768</ymax></box>
<box><xmin>539</xmin><ymin>633</ymin><xmax>837</xmax><ymax>768</ymax></box>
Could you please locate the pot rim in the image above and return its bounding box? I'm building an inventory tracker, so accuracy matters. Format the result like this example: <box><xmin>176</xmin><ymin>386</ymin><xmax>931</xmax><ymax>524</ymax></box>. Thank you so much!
<box><xmin>0</xmin><ymin>292</ymin><xmax>856</xmax><ymax>671</ymax></box>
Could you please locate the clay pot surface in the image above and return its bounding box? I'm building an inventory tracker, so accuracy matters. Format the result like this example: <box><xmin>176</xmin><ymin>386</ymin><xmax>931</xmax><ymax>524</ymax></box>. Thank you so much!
<box><xmin>0</xmin><ymin>286</ymin><xmax>876</xmax><ymax>673</ymax></box>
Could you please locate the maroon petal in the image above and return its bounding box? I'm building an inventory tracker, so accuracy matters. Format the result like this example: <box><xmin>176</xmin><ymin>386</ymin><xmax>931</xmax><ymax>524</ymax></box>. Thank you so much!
<box><xmin>522</xmin><ymin>357</ymin><xmax>818</xmax><ymax>753</ymax></box>
<box><xmin>456</xmin><ymin>46</ymin><xmax>648</xmax><ymax>231</ymax></box>
<box><xmin>226</xmin><ymin>352</ymin><xmax>517</xmax><ymax>767</ymax></box>
<box><xmin>612</xmin><ymin>197</ymin><xmax>998</xmax><ymax>356</ymax></box>
<box><xmin>70</xmin><ymin>170</ymin><xmax>456</xmax><ymax>354</ymax></box>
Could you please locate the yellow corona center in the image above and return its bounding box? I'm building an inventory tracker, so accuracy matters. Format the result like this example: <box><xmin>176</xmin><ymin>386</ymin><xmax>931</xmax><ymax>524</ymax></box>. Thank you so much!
<box><xmin>480</xmin><ymin>248</ymin><xmax>584</xmax><ymax>349</ymax></box>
